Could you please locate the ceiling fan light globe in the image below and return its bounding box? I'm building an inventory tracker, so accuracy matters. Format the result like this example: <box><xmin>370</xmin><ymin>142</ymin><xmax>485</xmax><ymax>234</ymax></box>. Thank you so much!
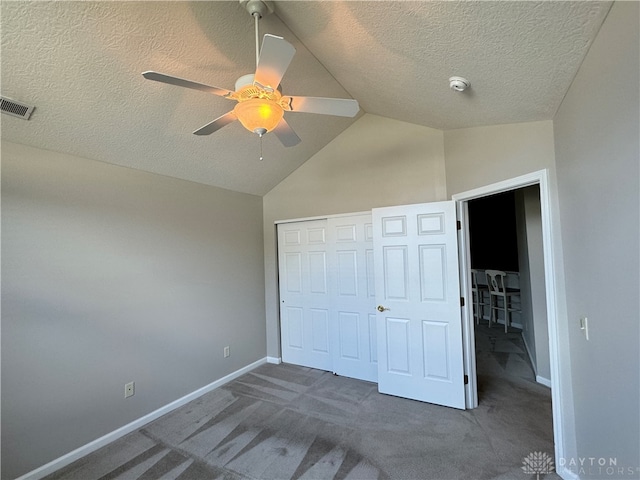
<box><xmin>233</xmin><ymin>98</ymin><xmax>284</xmax><ymax>134</ymax></box>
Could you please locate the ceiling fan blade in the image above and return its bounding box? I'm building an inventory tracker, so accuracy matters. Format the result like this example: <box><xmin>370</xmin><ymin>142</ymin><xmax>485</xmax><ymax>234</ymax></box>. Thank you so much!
<box><xmin>142</xmin><ymin>71</ymin><xmax>233</xmax><ymax>97</ymax></box>
<box><xmin>272</xmin><ymin>118</ymin><xmax>301</xmax><ymax>147</ymax></box>
<box><xmin>254</xmin><ymin>34</ymin><xmax>296</xmax><ymax>90</ymax></box>
<box><xmin>287</xmin><ymin>96</ymin><xmax>360</xmax><ymax>117</ymax></box>
<box><xmin>193</xmin><ymin>111</ymin><xmax>237</xmax><ymax>135</ymax></box>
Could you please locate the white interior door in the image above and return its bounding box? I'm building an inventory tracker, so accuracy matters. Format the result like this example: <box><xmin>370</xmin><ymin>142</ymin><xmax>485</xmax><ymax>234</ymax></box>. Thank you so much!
<box><xmin>278</xmin><ymin>220</ymin><xmax>332</xmax><ymax>370</ymax></box>
<box><xmin>327</xmin><ymin>215</ymin><xmax>377</xmax><ymax>382</ymax></box>
<box><xmin>373</xmin><ymin>201</ymin><xmax>466</xmax><ymax>409</ymax></box>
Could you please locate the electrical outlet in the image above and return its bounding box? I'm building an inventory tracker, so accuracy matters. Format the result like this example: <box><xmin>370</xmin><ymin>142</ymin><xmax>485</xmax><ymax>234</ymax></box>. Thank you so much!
<box><xmin>224</xmin><ymin>346</ymin><xmax>230</xmax><ymax>358</ymax></box>
<box><xmin>125</xmin><ymin>381</ymin><xmax>135</xmax><ymax>398</ymax></box>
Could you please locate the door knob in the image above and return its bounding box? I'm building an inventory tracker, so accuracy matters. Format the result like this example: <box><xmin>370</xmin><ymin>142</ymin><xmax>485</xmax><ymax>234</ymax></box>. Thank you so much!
<box><xmin>377</xmin><ymin>305</ymin><xmax>389</xmax><ymax>312</ymax></box>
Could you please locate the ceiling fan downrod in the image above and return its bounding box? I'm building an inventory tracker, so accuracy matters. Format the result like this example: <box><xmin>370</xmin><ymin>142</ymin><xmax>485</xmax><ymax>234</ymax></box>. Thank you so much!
<box><xmin>253</xmin><ymin>12</ymin><xmax>260</xmax><ymax>68</ymax></box>
<box><xmin>240</xmin><ymin>0</ymin><xmax>275</xmax><ymax>68</ymax></box>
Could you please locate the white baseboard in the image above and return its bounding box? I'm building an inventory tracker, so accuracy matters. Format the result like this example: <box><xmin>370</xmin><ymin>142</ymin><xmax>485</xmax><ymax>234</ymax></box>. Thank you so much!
<box><xmin>266</xmin><ymin>356</ymin><xmax>282</xmax><ymax>364</ymax></box>
<box><xmin>17</xmin><ymin>357</ymin><xmax>268</xmax><ymax>480</ymax></box>
<box><xmin>521</xmin><ymin>333</ymin><xmax>552</xmax><ymax>389</ymax></box>
<box><xmin>536</xmin><ymin>375</ymin><xmax>552</xmax><ymax>388</ymax></box>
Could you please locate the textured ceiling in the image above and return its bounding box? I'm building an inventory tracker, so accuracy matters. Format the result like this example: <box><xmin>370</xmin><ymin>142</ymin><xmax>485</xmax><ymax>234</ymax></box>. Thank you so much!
<box><xmin>1</xmin><ymin>1</ymin><xmax>611</xmax><ymax>195</ymax></box>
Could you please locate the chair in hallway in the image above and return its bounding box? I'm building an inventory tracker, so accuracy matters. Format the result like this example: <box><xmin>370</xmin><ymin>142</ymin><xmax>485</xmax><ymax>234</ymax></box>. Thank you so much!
<box><xmin>471</xmin><ymin>269</ymin><xmax>489</xmax><ymax>324</ymax></box>
<box><xmin>485</xmin><ymin>269</ymin><xmax>520</xmax><ymax>332</ymax></box>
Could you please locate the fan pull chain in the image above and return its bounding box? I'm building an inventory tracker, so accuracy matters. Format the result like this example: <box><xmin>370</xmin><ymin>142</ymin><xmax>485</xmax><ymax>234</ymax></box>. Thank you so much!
<box><xmin>259</xmin><ymin>133</ymin><xmax>264</xmax><ymax>161</ymax></box>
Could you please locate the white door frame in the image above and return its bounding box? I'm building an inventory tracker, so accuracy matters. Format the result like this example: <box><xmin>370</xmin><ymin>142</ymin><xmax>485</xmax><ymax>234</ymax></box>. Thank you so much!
<box><xmin>452</xmin><ymin>169</ymin><xmax>567</xmax><ymax>470</ymax></box>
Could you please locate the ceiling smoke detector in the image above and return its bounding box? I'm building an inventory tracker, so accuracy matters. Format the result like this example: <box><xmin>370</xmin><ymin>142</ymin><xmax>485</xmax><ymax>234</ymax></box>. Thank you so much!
<box><xmin>449</xmin><ymin>76</ymin><xmax>470</xmax><ymax>92</ymax></box>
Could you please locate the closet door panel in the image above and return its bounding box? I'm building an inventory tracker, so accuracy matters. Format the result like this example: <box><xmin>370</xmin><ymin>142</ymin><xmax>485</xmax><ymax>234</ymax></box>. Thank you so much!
<box><xmin>278</xmin><ymin>214</ymin><xmax>376</xmax><ymax>382</ymax></box>
<box><xmin>328</xmin><ymin>214</ymin><xmax>377</xmax><ymax>382</ymax></box>
<box><xmin>278</xmin><ymin>220</ymin><xmax>331</xmax><ymax>370</ymax></box>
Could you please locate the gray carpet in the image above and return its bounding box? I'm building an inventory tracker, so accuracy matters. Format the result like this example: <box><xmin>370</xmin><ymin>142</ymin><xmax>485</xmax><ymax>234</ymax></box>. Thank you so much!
<box><xmin>45</xmin><ymin>328</ymin><xmax>557</xmax><ymax>480</ymax></box>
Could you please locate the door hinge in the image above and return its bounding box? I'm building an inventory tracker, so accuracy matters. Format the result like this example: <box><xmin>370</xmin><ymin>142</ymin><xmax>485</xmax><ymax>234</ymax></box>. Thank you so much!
<box><xmin>460</xmin><ymin>297</ymin><xmax>465</xmax><ymax>307</ymax></box>
<box><xmin>464</xmin><ymin>374</ymin><xmax>469</xmax><ymax>385</ymax></box>
<box><xmin>456</xmin><ymin>220</ymin><xmax>461</xmax><ymax>230</ymax></box>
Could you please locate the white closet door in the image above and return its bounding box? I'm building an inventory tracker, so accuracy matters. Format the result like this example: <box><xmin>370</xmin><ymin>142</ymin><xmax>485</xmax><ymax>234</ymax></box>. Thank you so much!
<box><xmin>327</xmin><ymin>215</ymin><xmax>377</xmax><ymax>382</ymax></box>
<box><xmin>373</xmin><ymin>201</ymin><xmax>466</xmax><ymax>409</ymax></box>
<box><xmin>278</xmin><ymin>220</ymin><xmax>332</xmax><ymax>370</ymax></box>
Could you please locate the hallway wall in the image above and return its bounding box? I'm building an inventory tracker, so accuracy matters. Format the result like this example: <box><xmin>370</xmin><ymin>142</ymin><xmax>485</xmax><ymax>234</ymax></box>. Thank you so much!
<box><xmin>515</xmin><ymin>185</ymin><xmax>550</xmax><ymax>383</ymax></box>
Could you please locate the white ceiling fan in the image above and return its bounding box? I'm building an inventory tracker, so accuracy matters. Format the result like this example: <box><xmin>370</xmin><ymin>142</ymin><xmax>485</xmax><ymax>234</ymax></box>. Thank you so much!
<box><xmin>142</xmin><ymin>0</ymin><xmax>359</xmax><ymax>147</ymax></box>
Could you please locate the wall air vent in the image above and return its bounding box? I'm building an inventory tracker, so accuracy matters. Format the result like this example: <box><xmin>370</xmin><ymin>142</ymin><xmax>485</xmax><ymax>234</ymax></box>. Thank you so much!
<box><xmin>1</xmin><ymin>96</ymin><xmax>35</xmax><ymax>120</ymax></box>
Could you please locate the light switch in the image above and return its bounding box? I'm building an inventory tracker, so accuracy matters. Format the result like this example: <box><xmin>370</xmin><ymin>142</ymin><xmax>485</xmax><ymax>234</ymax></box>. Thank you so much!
<box><xmin>580</xmin><ymin>317</ymin><xmax>589</xmax><ymax>340</ymax></box>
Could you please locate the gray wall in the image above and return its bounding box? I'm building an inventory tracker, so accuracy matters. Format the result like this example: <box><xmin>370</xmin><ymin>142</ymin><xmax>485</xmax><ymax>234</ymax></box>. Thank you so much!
<box><xmin>263</xmin><ymin>114</ymin><xmax>447</xmax><ymax>358</ymax></box>
<box><xmin>516</xmin><ymin>185</ymin><xmax>550</xmax><ymax>383</ymax></box>
<box><xmin>443</xmin><ymin>120</ymin><xmax>556</xmax><ymax>196</ymax></box>
<box><xmin>1</xmin><ymin>141</ymin><xmax>266</xmax><ymax>479</ymax></box>
<box><xmin>515</xmin><ymin>189</ymin><xmax>537</xmax><ymax>368</ymax></box>
<box><xmin>554</xmin><ymin>0</ymin><xmax>640</xmax><ymax>472</ymax></box>
<box><xmin>524</xmin><ymin>186</ymin><xmax>550</xmax><ymax>383</ymax></box>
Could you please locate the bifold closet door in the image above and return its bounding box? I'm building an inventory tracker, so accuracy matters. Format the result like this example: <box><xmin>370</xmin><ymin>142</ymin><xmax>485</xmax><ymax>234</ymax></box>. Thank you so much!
<box><xmin>277</xmin><ymin>215</ymin><xmax>377</xmax><ymax>381</ymax></box>
<box><xmin>278</xmin><ymin>220</ymin><xmax>331</xmax><ymax>370</ymax></box>
<box><xmin>327</xmin><ymin>215</ymin><xmax>377</xmax><ymax>382</ymax></box>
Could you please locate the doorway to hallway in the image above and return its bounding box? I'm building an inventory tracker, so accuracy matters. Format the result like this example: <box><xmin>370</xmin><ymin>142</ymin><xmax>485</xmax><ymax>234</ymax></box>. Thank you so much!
<box><xmin>468</xmin><ymin>187</ymin><xmax>552</xmax><ymax>394</ymax></box>
<box><xmin>454</xmin><ymin>171</ymin><xmax>561</xmax><ymax>466</ymax></box>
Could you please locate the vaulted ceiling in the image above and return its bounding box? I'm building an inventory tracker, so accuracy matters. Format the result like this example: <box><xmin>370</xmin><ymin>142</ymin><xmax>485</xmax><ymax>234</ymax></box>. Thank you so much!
<box><xmin>1</xmin><ymin>1</ymin><xmax>611</xmax><ymax>195</ymax></box>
